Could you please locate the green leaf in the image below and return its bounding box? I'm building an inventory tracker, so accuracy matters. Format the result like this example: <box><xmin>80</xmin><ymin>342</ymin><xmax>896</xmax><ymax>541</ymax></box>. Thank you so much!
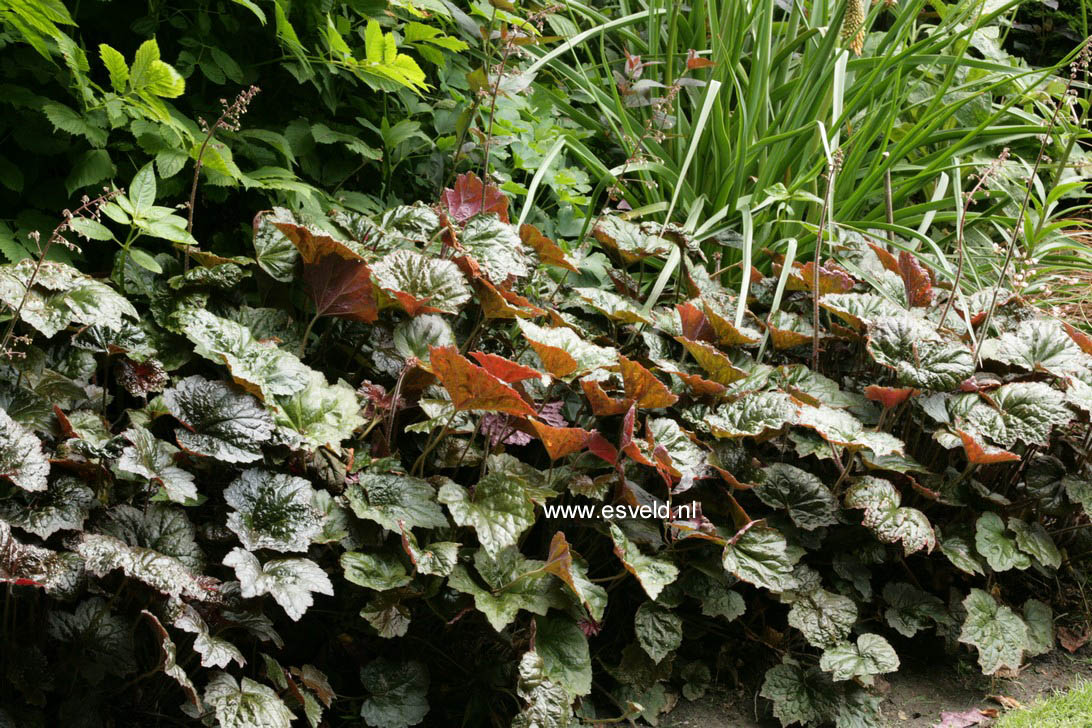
<box><xmin>796</xmin><ymin>405</ymin><xmax>905</xmax><ymax>456</ymax></box>
<box><xmin>173</xmin><ymin>603</ymin><xmax>246</xmax><ymax>669</ymax></box>
<box><xmin>608</xmin><ymin>523</ymin><xmax>679</xmax><ymax>600</ymax></box>
<box><xmin>345</xmin><ymin>473</ymin><xmax>448</xmax><ymax>531</ymax></box>
<box><xmin>634</xmin><ymin>602</ymin><xmax>683</xmax><ymax>663</ymax></box>
<box><xmin>459</xmin><ymin>215</ymin><xmax>533</xmax><ymax>283</ymax></box>
<box><xmin>163</xmin><ymin>375</ymin><xmax>274</xmax><ymax>463</ymax></box>
<box><xmin>974</xmin><ymin>512</ymin><xmax>1030</xmax><ymax>572</ymax></box>
<box><xmin>0</xmin><ymin>260</ymin><xmax>138</xmax><ymax>338</ymax></box>
<box><xmin>866</xmin><ymin>316</ymin><xmax>974</xmax><ymax>390</ymax></box>
<box><xmin>68</xmin><ymin>217</ymin><xmax>113</xmax><ymax>241</ymax></box>
<box><xmin>534</xmin><ymin>614</ymin><xmax>592</xmax><ymax>697</ymax></box>
<box><xmin>646</xmin><ymin>418</ymin><xmax>707</xmax><ymax>490</ymax></box>
<box><xmin>1008</xmin><ymin>517</ymin><xmax>1061</xmax><ymax>569</ymax></box>
<box><xmin>820</xmin><ymin>292</ymin><xmax>907</xmax><ymax>331</ymax></box>
<box><xmin>938</xmin><ymin>532</ymin><xmax>985</xmax><ymax>576</ymax></box>
<box><xmin>0</xmin><ymin>407</ymin><xmax>49</xmax><ymax>492</ymax></box>
<box><xmin>360</xmin><ymin>658</ymin><xmax>430</xmax><ymax>728</ymax></box>
<box><xmin>684</xmin><ymin>569</ymin><xmax>746</xmax><ymax>620</ymax></box>
<box><xmin>787</xmin><ymin>587</ymin><xmax>857</xmax><ymax>649</ymax></box>
<box><xmin>225</xmin><ymin>469</ymin><xmax>322</xmax><ymax>552</ymax></box>
<box><xmin>177</xmin><ymin>308</ymin><xmax>310</xmax><ymax>401</ymax></box>
<box><xmin>99</xmin><ymin>43</ymin><xmax>129</xmax><ymax>91</ymax></box>
<box><xmin>223</xmin><ymin>547</ymin><xmax>333</xmax><ymax>621</ymax></box>
<box><xmin>1</xmin><ymin>476</ymin><xmax>93</xmax><ymax>538</ymax></box>
<box><xmin>958</xmin><ymin>588</ymin><xmax>1028</xmax><ymax>675</ymax></box>
<box><xmin>47</xmin><ymin>598</ymin><xmax>137</xmax><ymax>681</ymax></box>
<box><xmin>101</xmin><ymin>503</ymin><xmax>203</xmax><ymax>571</ymax></box>
<box><xmin>1022</xmin><ymin>599</ymin><xmax>1053</xmax><ymax>657</ymax></box>
<box><xmin>708</xmin><ymin>391</ymin><xmax>797</xmax><ymax>438</ymax></box>
<box><xmin>128</xmin><ymin>247</ymin><xmax>163</xmax><ymax>273</ymax></box>
<box><xmin>448</xmin><ymin>547</ymin><xmax>562</xmax><ymax>631</ymax></box>
<box><xmin>438</xmin><ymin>473</ymin><xmax>535</xmax><ymax>557</ymax></box>
<box><xmin>41</xmin><ymin>102</ymin><xmax>107</xmax><ymax>147</ymax></box>
<box><xmin>341</xmin><ymin>551</ymin><xmax>412</xmax><ymax>591</ymax></box>
<box><xmin>721</xmin><ymin>524</ymin><xmax>798</xmax><ymax>591</ymax></box>
<box><xmin>75</xmin><ymin>532</ymin><xmax>214</xmax><ymax>601</ymax></box>
<box><xmin>760</xmin><ymin>661</ymin><xmax>838</xmax><ymax>727</ymax></box>
<box><xmin>844</xmin><ymin>477</ymin><xmax>935</xmax><ymax>555</ymax></box>
<box><xmin>819</xmin><ymin>634</ymin><xmax>899</xmax><ymax>685</ymax></box>
<box><xmin>756</xmin><ymin>463</ymin><xmax>839</xmax><ymax>530</ymax></box>
<box><xmin>882</xmin><ymin>582</ymin><xmax>948</xmax><ymax>637</ymax></box>
<box><xmin>272</xmin><ymin>369</ymin><xmax>364</xmax><ymax>450</ymax></box>
<box><xmin>204</xmin><ymin>672</ymin><xmax>293</xmax><ymax>728</ymax></box>
<box><xmin>130</xmin><ymin>162</ymin><xmax>157</xmax><ymax>212</ymax></box>
<box><xmin>512</xmin><ymin>650</ymin><xmax>575</xmax><ymax>728</ymax></box>
<box><xmin>399</xmin><ymin>527</ymin><xmax>458</xmax><ymax>576</ymax></box>
<box><xmin>372</xmin><ymin>249</ymin><xmax>471</xmax><ymax>315</ymax></box>
<box><xmin>573</xmin><ymin>287</ymin><xmax>651</xmax><ymax>325</ymax></box>
<box><xmin>961</xmin><ymin>382</ymin><xmax>1071</xmax><ymax>448</ymax></box>
<box><xmin>393</xmin><ymin>315</ymin><xmax>456</xmax><ymax>363</ymax></box>
<box><xmin>66</xmin><ymin>149</ymin><xmax>116</xmax><ymax>194</ymax></box>
<box><xmin>253</xmin><ymin>211</ymin><xmax>298</xmax><ymax>282</ymax></box>
<box><xmin>980</xmin><ymin>319</ymin><xmax>1091</xmax><ymax>377</ymax></box>
<box><xmin>592</xmin><ymin>216</ymin><xmax>671</xmax><ymax>262</ymax></box>
<box><xmin>117</xmin><ymin>425</ymin><xmax>197</xmax><ymax>504</ymax></box>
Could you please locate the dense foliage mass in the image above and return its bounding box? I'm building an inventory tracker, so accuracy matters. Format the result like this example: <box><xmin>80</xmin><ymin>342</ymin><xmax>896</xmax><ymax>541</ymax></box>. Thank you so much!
<box><xmin>2</xmin><ymin>0</ymin><xmax>1092</xmax><ymax>727</ymax></box>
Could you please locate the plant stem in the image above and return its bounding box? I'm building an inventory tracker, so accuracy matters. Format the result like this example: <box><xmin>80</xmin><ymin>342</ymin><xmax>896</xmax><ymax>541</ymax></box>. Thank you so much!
<box><xmin>298</xmin><ymin>311</ymin><xmax>321</xmax><ymax>358</ymax></box>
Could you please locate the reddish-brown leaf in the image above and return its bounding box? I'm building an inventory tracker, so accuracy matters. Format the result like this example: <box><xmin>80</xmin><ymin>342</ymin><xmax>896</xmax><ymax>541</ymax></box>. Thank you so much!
<box><xmin>429</xmin><ymin>346</ymin><xmax>536</xmax><ymax>416</ymax></box>
<box><xmin>1063</xmin><ymin>321</ymin><xmax>1092</xmax><ymax>356</ymax></box>
<box><xmin>663</xmin><ymin>368</ymin><xmax>727</xmax><ymax>397</ymax></box>
<box><xmin>304</xmin><ymin>250</ymin><xmax>378</xmax><ymax>322</ymax></box>
<box><xmin>580</xmin><ymin>379</ymin><xmax>631</xmax><ymax>417</ymax></box>
<box><xmin>1058</xmin><ymin>626</ymin><xmax>1089</xmax><ymax>653</ymax></box>
<box><xmin>475</xmin><ymin>279</ymin><xmax>545</xmax><ymax>319</ymax></box>
<box><xmin>898</xmin><ymin>250</ymin><xmax>934</xmax><ymax>307</ymax></box>
<box><xmin>520</xmin><ymin>224</ymin><xmax>578</xmax><ymax>272</ymax></box>
<box><xmin>544</xmin><ymin>532</ymin><xmax>599</xmax><ymax>619</ymax></box>
<box><xmin>677</xmin><ymin>301</ymin><xmax>716</xmax><ymax>342</ymax></box>
<box><xmin>957</xmin><ymin>430</ymin><xmax>1021</xmax><ymax>465</ymax></box>
<box><xmin>619</xmin><ymin>356</ymin><xmax>678</xmax><ymax>409</ymax></box>
<box><xmin>867</xmin><ymin>242</ymin><xmax>900</xmax><ymax>274</ymax></box>
<box><xmin>686</xmin><ymin>48</ymin><xmax>715</xmax><ymax>69</ymax></box>
<box><xmin>441</xmin><ymin>171</ymin><xmax>509</xmax><ymax>224</ymax></box>
<box><xmin>586</xmin><ymin>431</ymin><xmax>618</xmax><ymax>466</ymax></box>
<box><xmin>275</xmin><ymin>221</ymin><xmax>378</xmax><ymax>322</ymax></box>
<box><xmin>619</xmin><ymin>404</ymin><xmax>655</xmax><ymax>466</ymax></box>
<box><xmin>525</xmin><ymin>418</ymin><xmax>591</xmax><ymax>460</ymax></box>
<box><xmin>864</xmin><ymin>385</ymin><xmax>918</xmax><ymax>409</ymax></box>
<box><xmin>702</xmin><ymin>301</ymin><xmax>761</xmax><ymax>345</ymax></box>
<box><xmin>784</xmin><ymin>261</ymin><xmax>856</xmax><ymax>295</ymax></box>
<box><xmin>469</xmin><ymin>352</ymin><xmax>541</xmax><ymax>384</ymax></box>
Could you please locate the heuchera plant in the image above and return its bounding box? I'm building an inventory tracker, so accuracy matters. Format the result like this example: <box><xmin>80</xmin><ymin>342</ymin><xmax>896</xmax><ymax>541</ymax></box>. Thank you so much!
<box><xmin>0</xmin><ymin>170</ymin><xmax>1089</xmax><ymax>727</ymax></box>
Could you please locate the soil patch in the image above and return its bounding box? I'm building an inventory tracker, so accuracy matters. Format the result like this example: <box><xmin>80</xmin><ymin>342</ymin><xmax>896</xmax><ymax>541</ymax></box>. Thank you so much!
<box><xmin>661</xmin><ymin>649</ymin><xmax>1092</xmax><ymax>727</ymax></box>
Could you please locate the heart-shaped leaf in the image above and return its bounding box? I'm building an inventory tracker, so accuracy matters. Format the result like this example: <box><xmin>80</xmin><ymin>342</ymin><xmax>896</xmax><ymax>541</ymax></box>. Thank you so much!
<box><xmin>1</xmin><ymin>476</ymin><xmax>93</xmax><ymax>538</ymax></box>
<box><xmin>225</xmin><ymin>469</ymin><xmax>322</xmax><ymax>552</ymax></box>
<box><xmin>980</xmin><ymin>319</ymin><xmax>1091</xmax><ymax>376</ymax></box>
<box><xmin>441</xmin><ymin>171</ymin><xmax>508</xmax><ymax>224</ymax></box>
<box><xmin>756</xmin><ymin>463</ymin><xmax>839</xmax><ymax>530</ymax></box>
<box><xmin>203</xmin><ymin>672</ymin><xmax>294</xmax><ymax>728</ymax></box>
<box><xmin>360</xmin><ymin>658</ymin><xmax>430</xmax><ymax>728</ymax></box>
<box><xmin>345</xmin><ymin>473</ymin><xmax>448</xmax><ymax>532</ymax></box>
<box><xmin>163</xmin><ymin>376</ymin><xmax>275</xmax><ymax>463</ymax></box>
<box><xmin>430</xmin><ymin>346</ymin><xmax>536</xmax><ymax>416</ymax></box>
<box><xmin>439</xmin><ymin>473</ymin><xmax>535</xmax><ymax>556</ymax></box>
<box><xmin>608</xmin><ymin>523</ymin><xmax>678</xmax><ymax>600</ymax></box>
<box><xmin>517</xmin><ymin>319</ymin><xmax>617</xmax><ymax>380</ymax></box>
<box><xmin>819</xmin><ymin>633</ymin><xmax>899</xmax><ymax>684</ymax></box>
<box><xmin>0</xmin><ymin>407</ymin><xmax>48</xmax><ymax>492</ymax></box>
<box><xmin>592</xmin><ymin>216</ymin><xmax>671</xmax><ymax>263</ymax></box>
<box><xmin>709</xmin><ymin>391</ymin><xmax>797</xmax><ymax>439</ymax></box>
<box><xmin>844</xmin><ymin>477</ymin><xmax>935</xmax><ymax>555</ymax></box>
<box><xmin>372</xmin><ymin>250</ymin><xmax>471</xmax><ymax>315</ymax></box>
<box><xmin>958</xmin><ymin>588</ymin><xmax>1028</xmax><ymax>675</ymax></box>
<box><xmin>721</xmin><ymin>524</ymin><xmax>797</xmax><ymax>591</ymax></box>
<box><xmin>867</xmin><ymin>317</ymin><xmax>974</xmax><ymax>390</ymax></box>
<box><xmin>223</xmin><ymin>547</ymin><xmax>333</xmax><ymax>621</ymax></box>
<box><xmin>787</xmin><ymin>586</ymin><xmax>857</xmax><ymax>648</ymax></box>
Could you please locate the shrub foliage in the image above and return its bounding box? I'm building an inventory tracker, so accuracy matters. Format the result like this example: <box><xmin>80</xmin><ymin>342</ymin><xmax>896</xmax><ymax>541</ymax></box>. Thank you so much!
<box><xmin>0</xmin><ymin>167</ymin><xmax>1089</xmax><ymax>727</ymax></box>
